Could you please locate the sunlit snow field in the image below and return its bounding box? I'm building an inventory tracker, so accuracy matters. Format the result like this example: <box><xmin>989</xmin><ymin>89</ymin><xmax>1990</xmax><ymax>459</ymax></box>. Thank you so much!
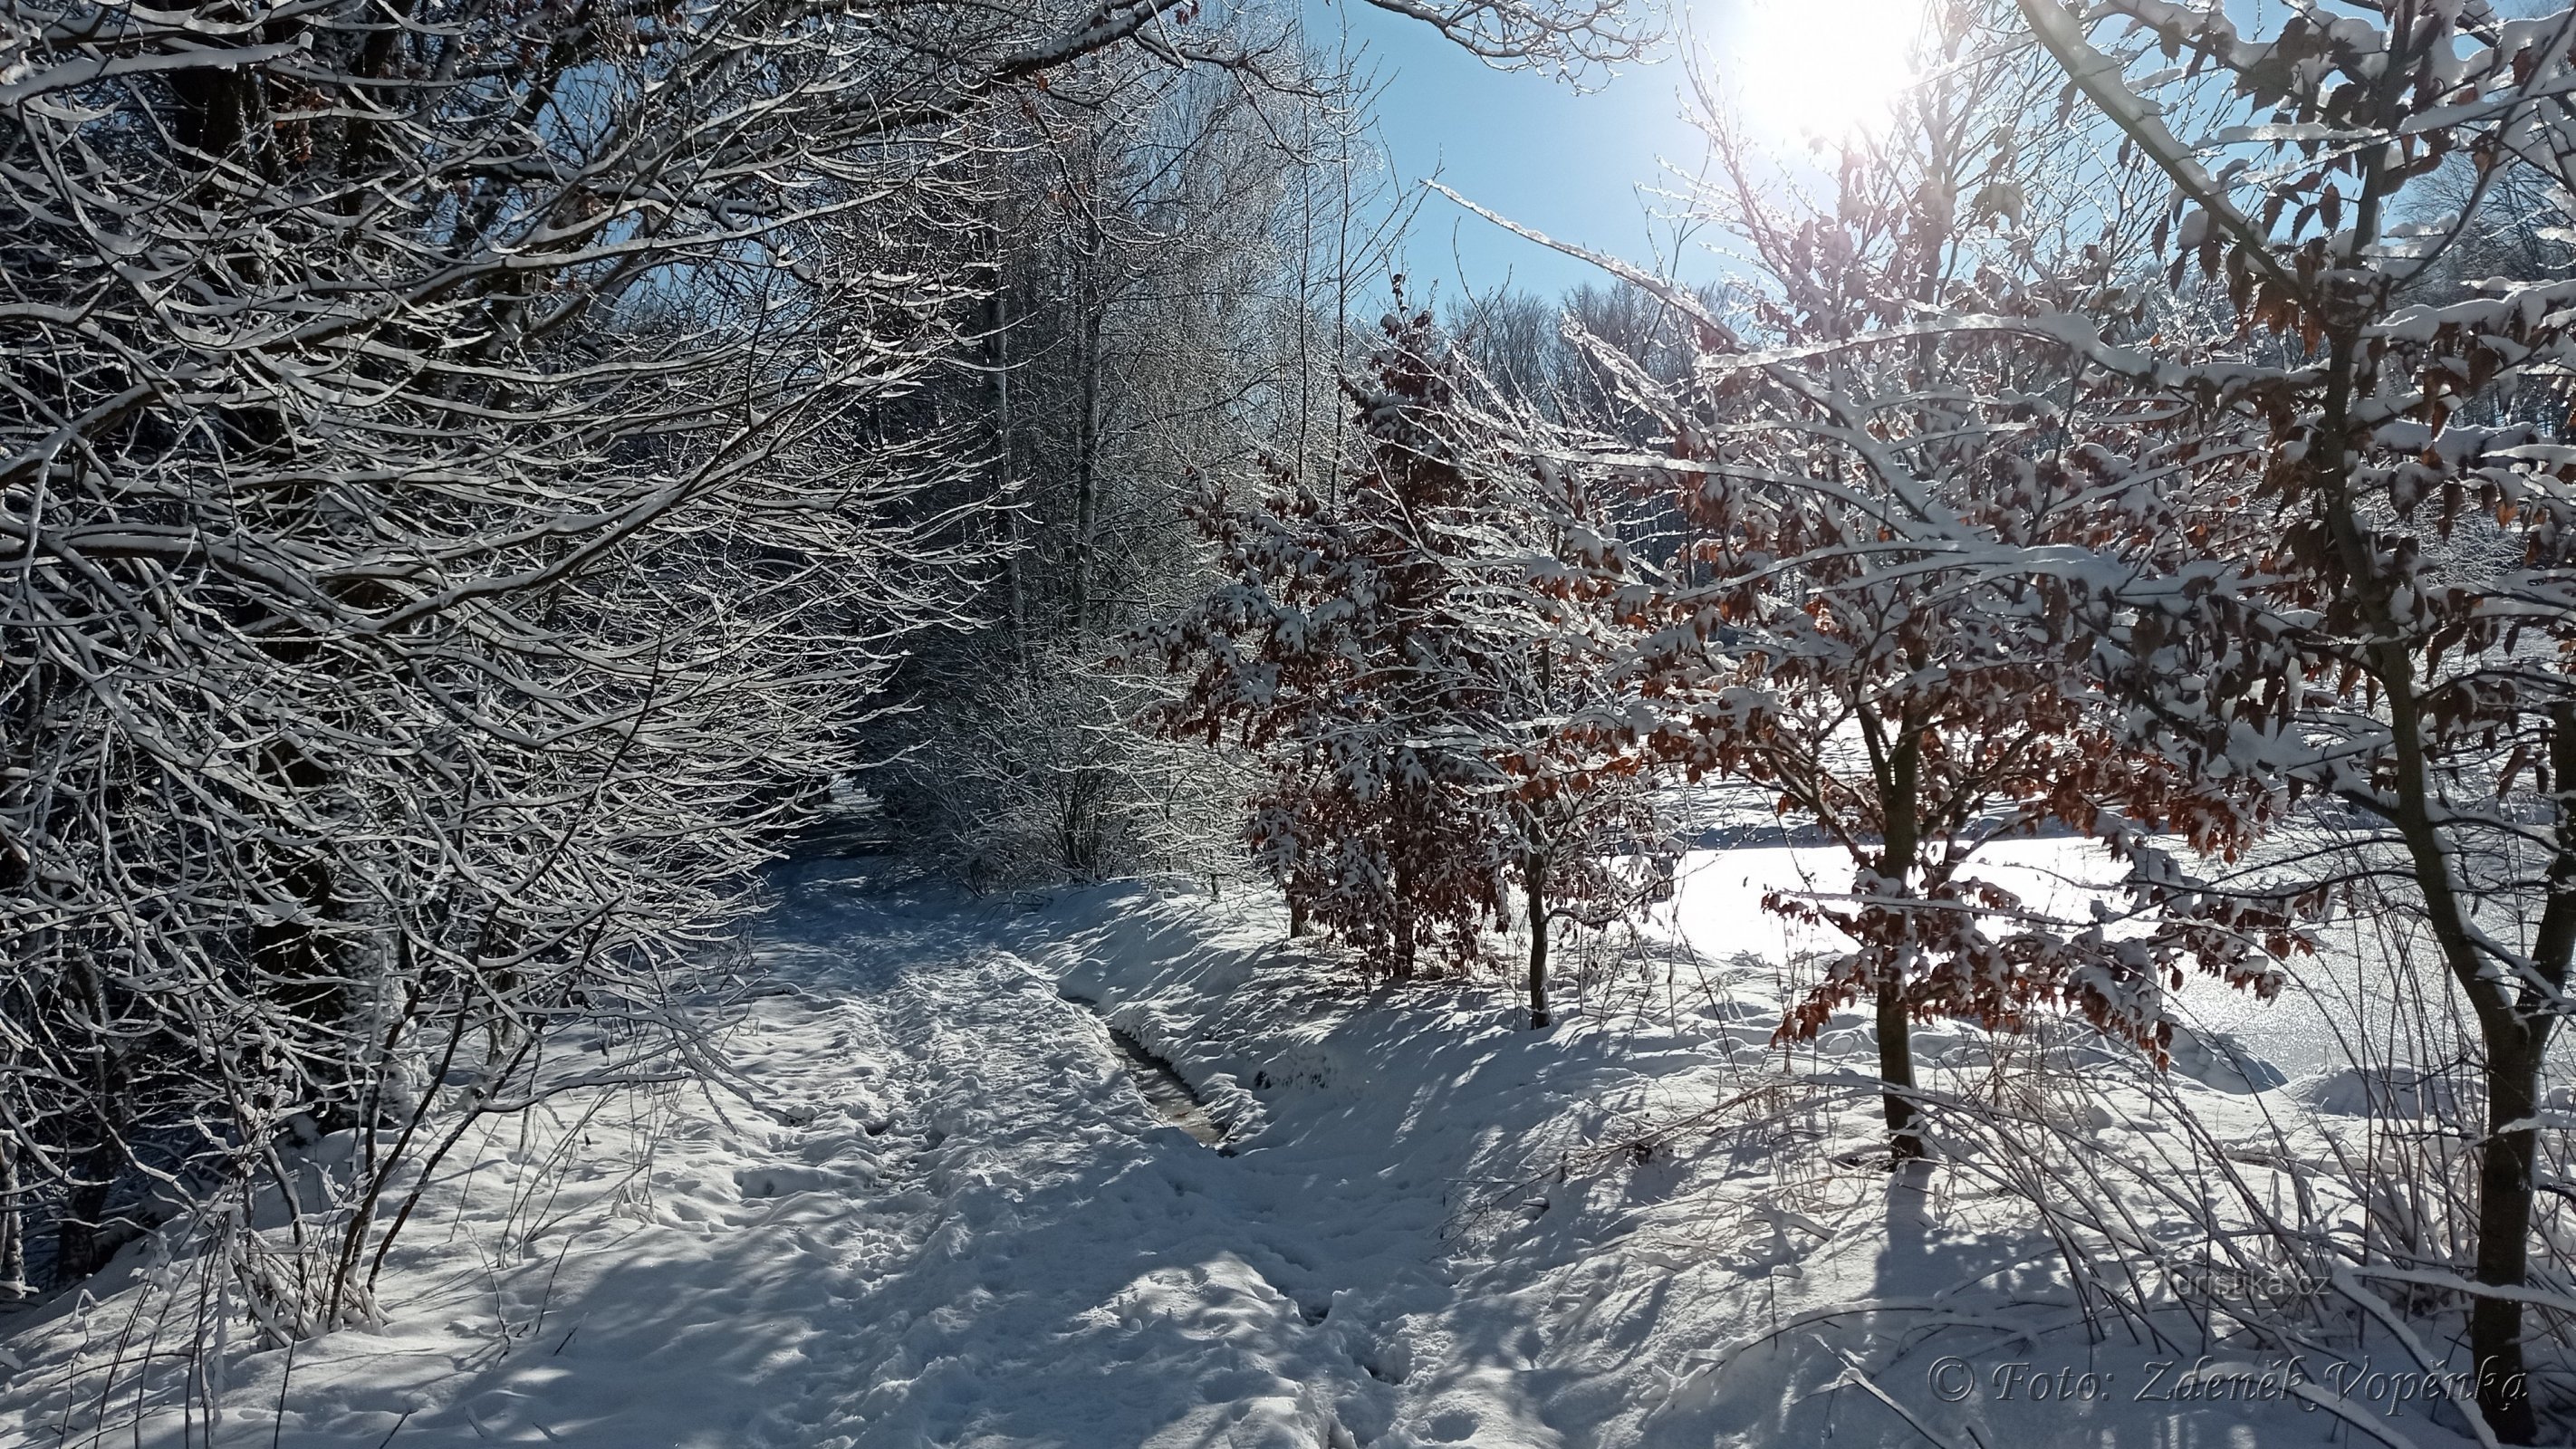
<box><xmin>1660</xmin><ymin>840</ymin><xmax>2438</xmax><ymax>1077</ymax></box>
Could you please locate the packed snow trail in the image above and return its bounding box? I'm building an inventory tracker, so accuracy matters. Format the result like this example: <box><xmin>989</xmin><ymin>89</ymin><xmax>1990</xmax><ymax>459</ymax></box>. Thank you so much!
<box><xmin>0</xmin><ymin>858</ymin><xmax>2489</xmax><ymax>1447</ymax></box>
<box><xmin>714</xmin><ymin>897</ymin><xmax>1408</xmax><ymax>1448</ymax></box>
<box><xmin>0</xmin><ymin>865</ymin><xmax>1482</xmax><ymax>1448</ymax></box>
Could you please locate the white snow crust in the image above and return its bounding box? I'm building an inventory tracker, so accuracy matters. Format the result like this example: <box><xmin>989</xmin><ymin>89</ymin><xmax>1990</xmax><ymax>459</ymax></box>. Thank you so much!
<box><xmin>0</xmin><ymin>854</ymin><xmax>2492</xmax><ymax>1447</ymax></box>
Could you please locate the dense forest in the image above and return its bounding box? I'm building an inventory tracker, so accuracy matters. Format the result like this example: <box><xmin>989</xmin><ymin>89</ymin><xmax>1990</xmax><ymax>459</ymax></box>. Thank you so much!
<box><xmin>8</xmin><ymin>0</ymin><xmax>2576</xmax><ymax>1440</ymax></box>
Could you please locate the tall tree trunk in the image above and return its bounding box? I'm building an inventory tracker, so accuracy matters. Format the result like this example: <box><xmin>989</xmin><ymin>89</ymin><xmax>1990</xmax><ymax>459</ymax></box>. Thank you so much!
<box><xmin>1071</xmin><ymin>294</ymin><xmax>1101</xmax><ymax>638</ymax></box>
<box><xmin>1525</xmin><ymin>859</ymin><xmax>1551</xmax><ymax>1030</ymax></box>
<box><xmin>1068</xmin><ymin>172</ymin><xmax>1104</xmax><ymax>640</ymax></box>
<box><xmin>987</xmin><ymin>259</ymin><xmax>1029</xmax><ymax>679</ymax></box>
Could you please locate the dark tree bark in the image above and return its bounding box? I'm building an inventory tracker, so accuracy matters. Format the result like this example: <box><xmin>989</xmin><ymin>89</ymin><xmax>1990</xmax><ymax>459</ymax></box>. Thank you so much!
<box><xmin>1525</xmin><ymin>859</ymin><xmax>1551</xmax><ymax>1030</ymax></box>
<box><xmin>1876</xmin><ymin>725</ymin><xmax>1925</xmax><ymax>1163</ymax></box>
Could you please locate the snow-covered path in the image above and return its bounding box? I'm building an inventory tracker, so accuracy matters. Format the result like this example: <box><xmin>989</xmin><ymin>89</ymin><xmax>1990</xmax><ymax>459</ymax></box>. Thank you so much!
<box><xmin>706</xmin><ymin>893</ymin><xmax>1415</xmax><ymax>1449</ymax></box>
<box><xmin>0</xmin><ymin>866</ymin><xmax>1495</xmax><ymax>1448</ymax></box>
<box><xmin>0</xmin><ymin>860</ymin><xmax>2482</xmax><ymax>1448</ymax></box>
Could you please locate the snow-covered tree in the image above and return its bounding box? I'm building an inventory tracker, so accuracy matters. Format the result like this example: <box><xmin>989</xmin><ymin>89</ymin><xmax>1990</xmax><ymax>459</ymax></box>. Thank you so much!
<box><xmin>867</xmin><ymin>60</ymin><xmax>1352</xmax><ymax>886</ymax></box>
<box><xmin>1478</xmin><ymin>0</ymin><xmax>2305</xmax><ymax>1161</ymax></box>
<box><xmin>2013</xmin><ymin>0</ymin><xmax>2576</xmax><ymax>1434</ymax></box>
<box><xmin>1144</xmin><ymin>299</ymin><xmax>1667</xmax><ymax>1019</ymax></box>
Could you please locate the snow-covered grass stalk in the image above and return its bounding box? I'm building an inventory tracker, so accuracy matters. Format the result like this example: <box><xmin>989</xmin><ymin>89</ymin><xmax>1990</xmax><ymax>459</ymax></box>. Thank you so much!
<box><xmin>1917</xmin><ymin>876</ymin><xmax>2576</xmax><ymax>1435</ymax></box>
<box><xmin>2</xmin><ymin>1027</ymin><xmax>697</xmax><ymax>1444</ymax></box>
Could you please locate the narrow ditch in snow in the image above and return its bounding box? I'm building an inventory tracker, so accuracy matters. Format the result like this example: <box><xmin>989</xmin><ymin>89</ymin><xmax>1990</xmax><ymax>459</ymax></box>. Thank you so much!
<box><xmin>1062</xmin><ymin>993</ymin><xmax>1230</xmax><ymax>1151</ymax></box>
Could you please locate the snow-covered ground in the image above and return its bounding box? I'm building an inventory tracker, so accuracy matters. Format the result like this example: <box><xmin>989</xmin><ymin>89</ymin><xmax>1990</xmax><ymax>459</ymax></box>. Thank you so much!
<box><xmin>0</xmin><ymin>853</ymin><xmax>2504</xmax><ymax>1447</ymax></box>
<box><xmin>1656</xmin><ymin>842</ymin><xmax>2384</xmax><ymax>1075</ymax></box>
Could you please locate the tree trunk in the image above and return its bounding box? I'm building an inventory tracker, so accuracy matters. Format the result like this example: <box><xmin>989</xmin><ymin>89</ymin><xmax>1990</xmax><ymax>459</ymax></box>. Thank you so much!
<box><xmin>1072</xmin><ymin>303</ymin><xmax>1101</xmax><ymax>638</ymax></box>
<box><xmin>987</xmin><ymin>258</ymin><xmax>1029</xmax><ymax>678</ymax></box>
<box><xmin>1878</xmin><ymin>725</ymin><xmax>1925</xmax><ymax>1163</ymax></box>
<box><xmin>1069</xmin><ymin>187</ymin><xmax>1103</xmax><ymax>639</ymax></box>
<box><xmin>52</xmin><ymin>1139</ymin><xmax>120</xmax><ymax>1286</ymax></box>
<box><xmin>0</xmin><ymin>1140</ymin><xmax>23</xmax><ymax>1298</ymax></box>
<box><xmin>2477</xmin><ymin>704</ymin><xmax>2576</xmax><ymax>1439</ymax></box>
<box><xmin>2379</xmin><ymin>667</ymin><xmax>2564</xmax><ymax>1444</ymax></box>
<box><xmin>1389</xmin><ymin>862</ymin><xmax>1415</xmax><ymax>981</ymax></box>
<box><xmin>1877</xmin><ymin>974</ymin><xmax>1921</xmax><ymax>1161</ymax></box>
<box><xmin>1525</xmin><ymin>861</ymin><xmax>1551</xmax><ymax>1030</ymax></box>
<box><xmin>52</xmin><ymin>955</ymin><xmax>130</xmax><ymax>1286</ymax></box>
<box><xmin>2474</xmin><ymin>1016</ymin><xmax>2543</xmax><ymax>1442</ymax></box>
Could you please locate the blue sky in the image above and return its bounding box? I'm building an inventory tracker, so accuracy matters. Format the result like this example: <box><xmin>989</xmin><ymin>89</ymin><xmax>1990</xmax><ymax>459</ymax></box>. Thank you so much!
<box><xmin>1320</xmin><ymin>1</ymin><xmax>1718</xmax><ymax>302</ymax></box>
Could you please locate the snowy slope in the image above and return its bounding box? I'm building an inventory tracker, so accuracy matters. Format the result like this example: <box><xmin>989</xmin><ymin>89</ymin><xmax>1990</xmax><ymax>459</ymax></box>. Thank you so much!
<box><xmin>0</xmin><ymin>857</ymin><xmax>2493</xmax><ymax>1447</ymax></box>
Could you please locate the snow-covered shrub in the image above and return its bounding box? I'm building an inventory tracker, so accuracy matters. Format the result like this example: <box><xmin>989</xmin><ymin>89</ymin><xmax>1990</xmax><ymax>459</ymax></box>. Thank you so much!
<box><xmin>874</xmin><ymin>646</ymin><xmax>1249</xmax><ymax>889</ymax></box>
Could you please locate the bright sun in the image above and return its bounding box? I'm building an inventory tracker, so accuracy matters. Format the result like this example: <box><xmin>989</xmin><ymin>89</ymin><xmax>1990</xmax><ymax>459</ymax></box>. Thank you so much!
<box><xmin>1718</xmin><ymin>0</ymin><xmax>1925</xmax><ymax>140</ymax></box>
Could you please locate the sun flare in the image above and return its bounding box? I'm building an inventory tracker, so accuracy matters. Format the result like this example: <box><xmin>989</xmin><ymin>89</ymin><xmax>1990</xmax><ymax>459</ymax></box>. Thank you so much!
<box><xmin>1718</xmin><ymin>0</ymin><xmax>1925</xmax><ymax>140</ymax></box>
